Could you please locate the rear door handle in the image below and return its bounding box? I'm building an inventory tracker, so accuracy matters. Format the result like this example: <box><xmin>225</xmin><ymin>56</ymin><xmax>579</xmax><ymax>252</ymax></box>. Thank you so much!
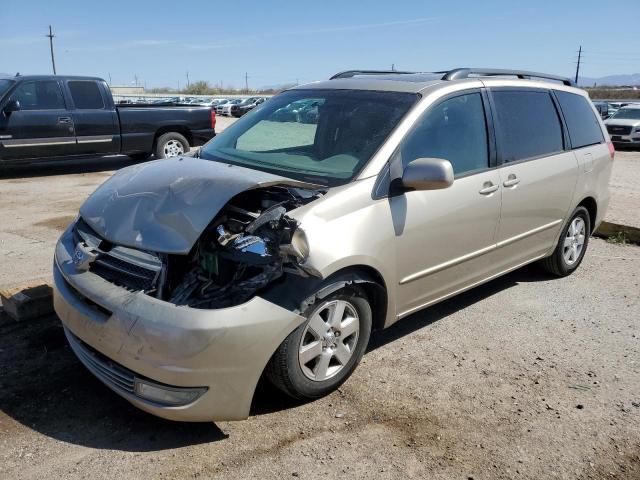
<box><xmin>58</xmin><ymin>116</ymin><xmax>72</xmax><ymax>124</ymax></box>
<box><xmin>479</xmin><ymin>182</ymin><xmax>499</xmax><ymax>195</ymax></box>
<box><xmin>503</xmin><ymin>174</ymin><xmax>520</xmax><ymax>187</ymax></box>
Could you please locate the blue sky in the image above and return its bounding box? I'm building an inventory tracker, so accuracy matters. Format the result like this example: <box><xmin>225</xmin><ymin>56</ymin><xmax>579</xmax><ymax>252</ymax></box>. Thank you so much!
<box><xmin>1</xmin><ymin>0</ymin><xmax>638</xmax><ymax>88</ymax></box>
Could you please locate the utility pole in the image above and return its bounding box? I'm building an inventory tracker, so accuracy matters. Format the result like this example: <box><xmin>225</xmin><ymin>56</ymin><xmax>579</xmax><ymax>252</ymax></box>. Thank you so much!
<box><xmin>134</xmin><ymin>74</ymin><xmax>139</xmax><ymax>86</ymax></box>
<box><xmin>575</xmin><ymin>45</ymin><xmax>582</xmax><ymax>85</ymax></box>
<box><xmin>244</xmin><ymin>72</ymin><xmax>249</xmax><ymax>93</ymax></box>
<box><xmin>186</xmin><ymin>71</ymin><xmax>190</xmax><ymax>88</ymax></box>
<box><xmin>108</xmin><ymin>73</ymin><xmax>112</xmax><ymax>85</ymax></box>
<box><xmin>391</xmin><ymin>63</ymin><xmax>395</xmax><ymax>71</ymax></box>
<box><xmin>46</xmin><ymin>25</ymin><xmax>57</xmax><ymax>75</ymax></box>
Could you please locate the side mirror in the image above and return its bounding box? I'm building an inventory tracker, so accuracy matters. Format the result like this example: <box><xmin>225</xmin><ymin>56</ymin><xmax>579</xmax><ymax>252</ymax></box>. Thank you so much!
<box><xmin>2</xmin><ymin>99</ymin><xmax>20</xmax><ymax>115</ymax></box>
<box><xmin>401</xmin><ymin>157</ymin><xmax>454</xmax><ymax>191</ymax></box>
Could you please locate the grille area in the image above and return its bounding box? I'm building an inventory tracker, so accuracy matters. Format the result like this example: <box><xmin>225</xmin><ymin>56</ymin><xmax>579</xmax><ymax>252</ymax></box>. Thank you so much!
<box><xmin>90</xmin><ymin>255</ymin><xmax>158</xmax><ymax>292</ymax></box>
<box><xmin>74</xmin><ymin>218</ymin><xmax>163</xmax><ymax>293</ymax></box>
<box><xmin>65</xmin><ymin>328</ymin><xmax>135</xmax><ymax>394</ymax></box>
<box><xmin>607</xmin><ymin>125</ymin><xmax>632</xmax><ymax>135</ymax></box>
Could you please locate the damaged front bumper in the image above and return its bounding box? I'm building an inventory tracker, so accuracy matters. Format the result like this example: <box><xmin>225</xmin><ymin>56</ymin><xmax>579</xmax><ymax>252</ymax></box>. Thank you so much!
<box><xmin>53</xmin><ymin>225</ymin><xmax>305</xmax><ymax>421</ymax></box>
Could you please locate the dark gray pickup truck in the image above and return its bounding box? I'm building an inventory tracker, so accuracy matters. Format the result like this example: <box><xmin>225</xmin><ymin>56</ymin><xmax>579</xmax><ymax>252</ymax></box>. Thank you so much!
<box><xmin>0</xmin><ymin>75</ymin><xmax>215</xmax><ymax>163</ymax></box>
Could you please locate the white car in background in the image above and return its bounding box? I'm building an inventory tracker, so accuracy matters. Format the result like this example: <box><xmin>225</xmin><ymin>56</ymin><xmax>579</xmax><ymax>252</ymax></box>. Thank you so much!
<box><xmin>219</xmin><ymin>99</ymin><xmax>242</xmax><ymax>116</ymax></box>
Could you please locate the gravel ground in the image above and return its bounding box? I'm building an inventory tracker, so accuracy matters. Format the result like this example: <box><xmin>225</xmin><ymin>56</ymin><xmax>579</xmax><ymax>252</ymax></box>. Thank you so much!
<box><xmin>0</xmin><ymin>126</ymin><xmax>639</xmax><ymax>479</ymax></box>
<box><xmin>1</xmin><ymin>238</ymin><xmax>638</xmax><ymax>479</ymax></box>
<box><xmin>607</xmin><ymin>150</ymin><xmax>640</xmax><ymax>228</ymax></box>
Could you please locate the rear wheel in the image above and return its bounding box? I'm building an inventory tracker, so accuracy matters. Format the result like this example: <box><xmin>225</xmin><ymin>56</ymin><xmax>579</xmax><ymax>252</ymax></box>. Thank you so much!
<box><xmin>154</xmin><ymin>132</ymin><xmax>189</xmax><ymax>159</ymax></box>
<box><xmin>266</xmin><ymin>287</ymin><xmax>372</xmax><ymax>400</ymax></box>
<box><xmin>540</xmin><ymin>206</ymin><xmax>591</xmax><ymax>276</ymax></box>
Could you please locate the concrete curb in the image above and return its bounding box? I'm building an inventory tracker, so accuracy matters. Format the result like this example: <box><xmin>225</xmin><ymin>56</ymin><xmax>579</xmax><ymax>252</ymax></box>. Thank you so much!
<box><xmin>0</xmin><ymin>281</ymin><xmax>53</xmax><ymax>322</ymax></box>
<box><xmin>595</xmin><ymin>221</ymin><xmax>640</xmax><ymax>245</ymax></box>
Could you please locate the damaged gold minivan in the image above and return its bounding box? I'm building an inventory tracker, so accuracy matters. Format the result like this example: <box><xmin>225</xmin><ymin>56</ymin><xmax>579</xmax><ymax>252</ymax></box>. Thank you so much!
<box><xmin>54</xmin><ymin>68</ymin><xmax>613</xmax><ymax>421</ymax></box>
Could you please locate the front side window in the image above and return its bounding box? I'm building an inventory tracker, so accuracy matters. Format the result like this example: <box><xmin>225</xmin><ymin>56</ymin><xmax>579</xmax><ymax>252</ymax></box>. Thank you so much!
<box><xmin>11</xmin><ymin>81</ymin><xmax>65</xmax><ymax>110</ymax></box>
<box><xmin>555</xmin><ymin>91</ymin><xmax>604</xmax><ymax>149</ymax></box>
<box><xmin>492</xmin><ymin>90</ymin><xmax>563</xmax><ymax>163</ymax></box>
<box><xmin>0</xmin><ymin>79</ymin><xmax>15</xmax><ymax>100</ymax></box>
<box><xmin>401</xmin><ymin>92</ymin><xmax>489</xmax><ymax>176</ymax></box>
<box><xmin>200</xmin><ymin>89</ymin><xmax>418</xmax><ymax>186</ymax></box>
<box><xmin>68</xmin><ymin>81</ymin><xmax>105</xmax><ymax>109</ymax></box>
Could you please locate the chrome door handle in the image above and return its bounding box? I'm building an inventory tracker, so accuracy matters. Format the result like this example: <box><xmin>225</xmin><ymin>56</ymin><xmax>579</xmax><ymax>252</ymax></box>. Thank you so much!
<box><xmin>58</xmin><ymin>116</ymin><xmax>72</xmax><ymax>124</ymax></box>
<box><xmin>479</xmin><ymin>183</ymin><xmax>499</xmax><ymax>195</ymax></box>
<box><xmin>503</xmin><ymin>174</ymin><xmax>520</xmax><ymax>187</ymax></box>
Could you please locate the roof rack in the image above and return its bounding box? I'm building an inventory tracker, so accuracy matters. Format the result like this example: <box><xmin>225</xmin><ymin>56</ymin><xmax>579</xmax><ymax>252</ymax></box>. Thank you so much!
<box><xmin>330</xmin><ymin>70</ymin><xmax>416</xmax><ymax>80</ymax></box>
<box><xmin>329</xmin><ymin>68</ymin><xmax>574</xmax><ymax>86</ymax></box>
<box><xmin>441</xmin><ymin>68</ymin><xmax>574</xmax><ymax>86</ymax></box>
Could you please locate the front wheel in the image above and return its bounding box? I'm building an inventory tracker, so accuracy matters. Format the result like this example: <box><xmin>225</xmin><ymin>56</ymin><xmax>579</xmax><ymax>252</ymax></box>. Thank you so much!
<box><xmin>266</xmin><ymin>288</ymin><xmax>372</xmax><ymax>400</ymax></box>
<box><xmin>154</xmin><ymin>132</ymin><xmax>189</xmax><ymax>159</ymax></box>
<box><xmin>540</xmin><ymin>206</ymin><xmax>591</xmax><ymax>276</ymax></box>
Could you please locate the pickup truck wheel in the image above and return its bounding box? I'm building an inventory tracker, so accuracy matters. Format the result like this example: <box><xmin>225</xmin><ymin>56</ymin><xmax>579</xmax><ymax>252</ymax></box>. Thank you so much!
<box><xmin>266</xmin><ymin>287</ymin><xmax>372</xmax><ymax>400</ymax></box>
<box><xmin>155</xmin><ymin>132</ymin><xmax>189</xmax><ymax>159</ymax></box>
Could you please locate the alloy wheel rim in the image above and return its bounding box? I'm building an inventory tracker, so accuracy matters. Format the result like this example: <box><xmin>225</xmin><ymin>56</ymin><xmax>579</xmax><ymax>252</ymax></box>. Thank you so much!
<box><xmin>164</xmin><ymin>139</ymin><xmax>184</xmax><ymax>157</ymax></box>
<box><xmin>298</xmin><ymin>300</ymin><xmax>360</xmax><ymax>381</ymax></box>
<box><xmin>563</xmin><ymin>217</ymin><xmax>586</xmax><ymax>266</ymax></box>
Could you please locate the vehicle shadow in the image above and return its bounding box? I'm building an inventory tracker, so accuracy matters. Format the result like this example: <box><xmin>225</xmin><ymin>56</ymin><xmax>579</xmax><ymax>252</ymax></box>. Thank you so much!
<box><xmin>0</xmin><ymin>263</ymin><xmax>554</xmax><ymax>447</ymax></box>
<box><xmin>0</xmin><ymin>309</ymin><xmax>227</xmax><ymax>452</ymax></box>
<box><xmin>251</xmin><ymin>262</ymin><xmax>554</xmax><ymax>415</ymax></box>
<box><xmin>0</xmin><ymin>155</ymin><xmax>138</xmax><ymax>180</ymax></box>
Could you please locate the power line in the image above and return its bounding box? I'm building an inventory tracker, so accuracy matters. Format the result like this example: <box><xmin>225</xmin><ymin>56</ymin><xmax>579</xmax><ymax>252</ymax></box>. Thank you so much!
<box><xmin>46</xmin><ymin>25</ymin><xmax>56</xmax><ymax>75</ymax></box>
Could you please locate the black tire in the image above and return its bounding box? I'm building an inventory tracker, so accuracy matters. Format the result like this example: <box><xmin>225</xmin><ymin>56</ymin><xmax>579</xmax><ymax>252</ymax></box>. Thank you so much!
<box><xmin>266</xmin><ymin>287</ymin><xmax>372</xmax><ymax>400</ymax></box>
<box><xmin>540</xmin><ymin>206</ymin><xmax>591</xmax><ymax>277</ymax></box>
<box><xmin>154</xmin><ymin>132</ymin><xmax>189</xmax><ymax>159</ymax></box>
<box><xmin>128</xmin><ymin>152</ymin><xmax>152</xmax><ymax>161</ymax></box>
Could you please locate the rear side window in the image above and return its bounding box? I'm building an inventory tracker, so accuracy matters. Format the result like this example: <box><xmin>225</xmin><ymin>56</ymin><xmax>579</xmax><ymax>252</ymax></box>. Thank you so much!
<box><xmin>555</xmin><ymin>91</ymin><xmax>604</xmax><ymax>149</ymax></box>
<box><xmin>11</xmin><ymin>81</ymin><xmax>65</xmax><ymax>110</ymax></box>
<box><xmin>68</xmin><ymin>81</ymin><xmax>105</xmax><ymax>109</ymax></box>
<box><xmin>492</xmin><ymin>90</ymin><xmax>563</xmax><ymax>163</ymax></box>
<box><xmin>401</xmin><ymin>92</ymin><xmax>489</xmax><ymax>176</ymax></box>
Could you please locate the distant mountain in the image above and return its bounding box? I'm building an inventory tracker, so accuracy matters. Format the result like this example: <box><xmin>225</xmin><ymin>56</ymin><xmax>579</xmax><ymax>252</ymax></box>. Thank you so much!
<box><xmin>578</xmin><ymin>73</ymin><xmax>640</xmax><ymax>87</ymax></box>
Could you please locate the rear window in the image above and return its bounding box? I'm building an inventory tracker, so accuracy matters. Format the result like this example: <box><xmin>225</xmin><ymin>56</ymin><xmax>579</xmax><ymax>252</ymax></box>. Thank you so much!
<box><xmin>492</xmin><ymin>90</ymin><xmax>564</xmax><ymax>163</ymax></box>
<box><xmin>555</xmin><ymin>91</ymin><xmax>604</xmax><ymax>149</ymax></box>
<box><xmin>68</xmin><ymin>81</ymin><xmax>105</xmax><ymax>109</ymax></box>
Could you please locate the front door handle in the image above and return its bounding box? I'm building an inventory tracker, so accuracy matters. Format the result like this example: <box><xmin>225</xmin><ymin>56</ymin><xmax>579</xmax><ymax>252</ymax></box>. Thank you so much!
<box><xmin>58</xmin><ymin>116</ymin><xmax>72</xmax><ymax>124</ymax></box>
<box><xmin>479</xmin><ymin>182</ymin><xmax>499</xmax><ymax>195</ymax></box>
<box><xmin>503</xmin><ymin>174</ymin><xmax>520</xmax><ymax>187</ymax></box>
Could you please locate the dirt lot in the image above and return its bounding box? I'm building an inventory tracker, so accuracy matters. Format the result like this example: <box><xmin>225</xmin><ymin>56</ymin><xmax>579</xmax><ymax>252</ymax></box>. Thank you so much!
<box><xmin>0</xmin><ymin>135</ymin><xmax>639</xmax><ymax>479</ymax></box>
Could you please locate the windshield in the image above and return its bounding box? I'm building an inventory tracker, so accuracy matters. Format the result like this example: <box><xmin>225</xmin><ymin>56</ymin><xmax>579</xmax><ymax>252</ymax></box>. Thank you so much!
<box><xmin>0</xmin><ymin>79</ymin><xmax>15</xmax><ymax>100</ymax></box>
<box><xmin>610</xmin><ymin>108</ymin><xmax>640</xmax><ymax>120</ymax></box>
<box><xmin>200</xmin><ymin>89</ymin><xmax>418</xmax><ymax>186</ymax></box>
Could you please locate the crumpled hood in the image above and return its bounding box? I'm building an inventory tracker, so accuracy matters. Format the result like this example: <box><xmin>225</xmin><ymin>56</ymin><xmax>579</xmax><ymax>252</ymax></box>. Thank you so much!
<box><xmin>80</xmin><ymin>157</ymin><xmax>316</xmax><ymax>254</ymax></box>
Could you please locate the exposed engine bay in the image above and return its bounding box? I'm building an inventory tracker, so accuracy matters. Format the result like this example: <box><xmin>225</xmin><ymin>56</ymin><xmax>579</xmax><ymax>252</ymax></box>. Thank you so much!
<box><xmin>74</xmin><ymin>185</ymin><xmax>323</xmax><ymax>309</ymax></box>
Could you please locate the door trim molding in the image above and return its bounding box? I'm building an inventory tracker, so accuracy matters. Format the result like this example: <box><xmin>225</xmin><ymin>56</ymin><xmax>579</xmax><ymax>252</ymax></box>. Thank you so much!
<box><xmin>399</xmin><ymin>219</ymin><xmax>562</xmax><ymax>285</ymax></box>
<box><xmin>495</xmin><ymin>219</ymin><xmax>562</xmax><ymax>248</ymax></box>
<box><xmin>76</xmin><ymin>135</ymin><xmax>114</xmax><ymax>144</ymax></box>
<box><xmin>398</xmin><ymin>252</ymin><xmax>548</xmax><ymax>319</ymax></box>
<box><xmin>1</xmin><ymin>137</ymin><xmax>76</xmax><ymax>148</ymax></box>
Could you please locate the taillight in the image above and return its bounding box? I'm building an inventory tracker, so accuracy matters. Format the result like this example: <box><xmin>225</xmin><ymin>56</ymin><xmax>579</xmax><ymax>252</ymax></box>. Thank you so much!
<box><xmin>211</xmin><ymin>109</ymin><xmax>216</xmax><ymax>130</ymax></box>
<box><xmin>607</xmin><ymin>141</ymin><xmax>615</xmax><ymax>160</ymax></box>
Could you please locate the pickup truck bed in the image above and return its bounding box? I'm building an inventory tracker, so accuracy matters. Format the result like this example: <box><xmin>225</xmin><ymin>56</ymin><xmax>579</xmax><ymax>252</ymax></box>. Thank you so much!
<box><xmin>0</xmin><ymin>75</ymin><xmax>215</xmax><ymax>163</ymax></box>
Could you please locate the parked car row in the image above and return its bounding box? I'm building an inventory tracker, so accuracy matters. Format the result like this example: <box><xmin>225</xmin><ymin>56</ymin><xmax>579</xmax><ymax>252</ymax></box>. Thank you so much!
<box><xmin>592</xmin><ymin>100</ymin><xmax>639</xmax><ymax>120</ymax></box>
<box><xmin>214</xmin><ymin>96</ymin><xmax>268</xmax><ymax>117</ymax></box>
